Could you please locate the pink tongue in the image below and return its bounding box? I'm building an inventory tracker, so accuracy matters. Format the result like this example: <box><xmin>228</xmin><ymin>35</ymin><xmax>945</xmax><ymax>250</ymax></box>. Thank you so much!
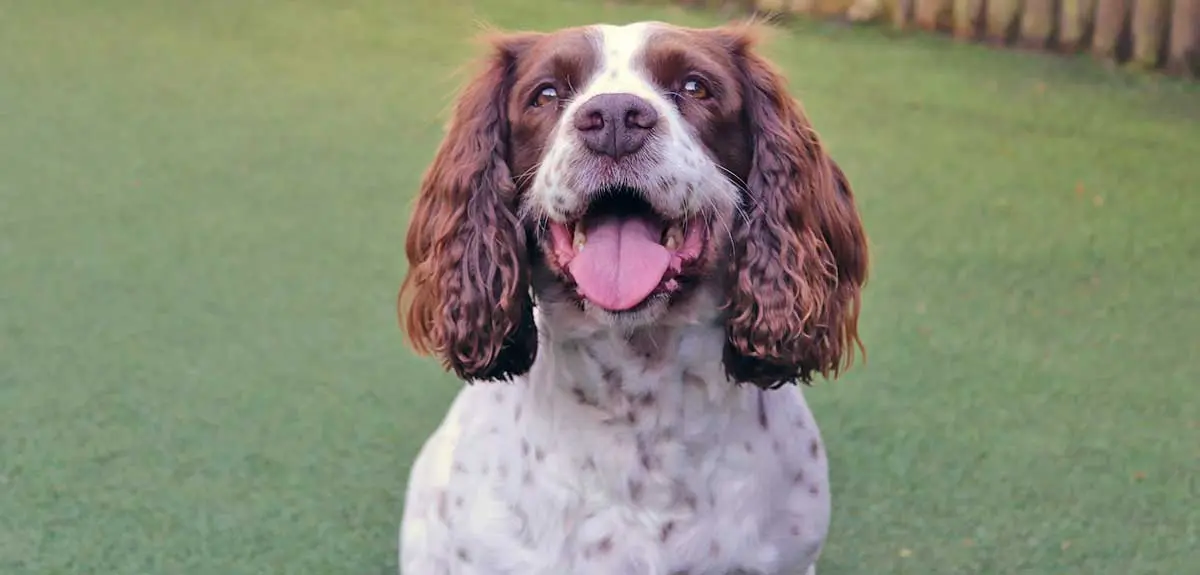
<box><xmin>568</xmin><ymin>214</ymin><xmax>670</xmax><ymax>311</ymax></box>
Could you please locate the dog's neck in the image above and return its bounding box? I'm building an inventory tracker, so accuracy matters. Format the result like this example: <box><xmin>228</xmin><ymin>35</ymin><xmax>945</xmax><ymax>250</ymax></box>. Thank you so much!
<box><xmin>521</xmin><ymin>313</ymin><xmax>747</xmax><ymax>436</ymax></box>
<box><xmin>510</xmin><ymin>313</ymin><xmax>778</xmax><ymax>513</ymax></box>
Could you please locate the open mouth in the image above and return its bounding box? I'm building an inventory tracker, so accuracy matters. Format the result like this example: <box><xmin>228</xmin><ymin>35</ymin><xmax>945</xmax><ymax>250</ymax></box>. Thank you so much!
<box><xmin>547</xmin><ymin>187</ymin><xmax>708</xmax><ymax>313</ymax></box>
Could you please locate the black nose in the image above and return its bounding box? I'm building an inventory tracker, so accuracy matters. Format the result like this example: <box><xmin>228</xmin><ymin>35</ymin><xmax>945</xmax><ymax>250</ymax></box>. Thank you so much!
<box><xmin>573</xmin><ymin>93</ymin><xmax>659</xmax><ymax>160</ymax></box>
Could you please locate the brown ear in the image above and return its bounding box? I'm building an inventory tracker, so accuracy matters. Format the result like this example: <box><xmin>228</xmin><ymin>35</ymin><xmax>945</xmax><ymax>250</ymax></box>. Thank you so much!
<box><xmin>721</xmin><ymin>28</ymin><xmax>869</xmax><ymax>389</ymax></box>
<box><xmin>399</xmin><ymin>33</ymin><xmax>542</xmax><ymax>382</ymax></box>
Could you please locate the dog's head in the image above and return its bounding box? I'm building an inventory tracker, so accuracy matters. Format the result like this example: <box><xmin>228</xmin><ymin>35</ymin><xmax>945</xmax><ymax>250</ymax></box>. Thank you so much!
<box><xmin>400</xmin><ymin>22</ymin><xmax>868</xmax><ymax>388</ymax></box>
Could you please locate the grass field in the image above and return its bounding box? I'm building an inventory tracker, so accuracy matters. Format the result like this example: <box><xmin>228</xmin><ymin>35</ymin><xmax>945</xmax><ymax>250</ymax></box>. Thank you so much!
<box><xmin>2</xmin><ymin>0</ymin><xmax>1197</xmax><ymax>573</ymax></box>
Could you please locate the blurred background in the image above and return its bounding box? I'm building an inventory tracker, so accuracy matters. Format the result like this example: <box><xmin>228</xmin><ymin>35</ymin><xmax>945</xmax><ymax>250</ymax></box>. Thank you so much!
<box><xmin>1</xmin><ymin>0</ymin><xmax>1196</xmax><ymax>573</ymax></box>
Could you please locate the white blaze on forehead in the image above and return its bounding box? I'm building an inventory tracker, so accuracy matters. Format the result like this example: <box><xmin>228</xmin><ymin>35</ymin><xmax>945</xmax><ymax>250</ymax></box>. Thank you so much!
<box><xmin>571</xmin><ymin>22</ymin><xmax>661</xmax><ymax>104</ymax></box>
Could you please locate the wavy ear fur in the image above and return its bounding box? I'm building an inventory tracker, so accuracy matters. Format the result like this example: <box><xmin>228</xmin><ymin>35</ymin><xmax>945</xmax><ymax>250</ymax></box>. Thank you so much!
<box><xmin>721</xmin><ymin>27</ymin><xmax>870</xmax><ymax>389</ymax></box>
<box><xmin>399</xmin><ymin>33</ymin><xmax>541</xmax><ymax>382</ymax></box>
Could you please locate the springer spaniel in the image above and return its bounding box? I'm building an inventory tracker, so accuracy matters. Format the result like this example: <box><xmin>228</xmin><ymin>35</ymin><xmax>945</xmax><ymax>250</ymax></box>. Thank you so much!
<box><xmin>397</xmin><ymin>21</ymin><xmax>869</xmax><ymax>575</ymax></box>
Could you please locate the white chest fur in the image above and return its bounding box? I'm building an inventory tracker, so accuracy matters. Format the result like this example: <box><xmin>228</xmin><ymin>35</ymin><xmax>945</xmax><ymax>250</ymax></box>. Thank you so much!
<box><xmin>400</xmin><ymin>324</ymin><xmax>831</xmax><ymax>575</ymax></box>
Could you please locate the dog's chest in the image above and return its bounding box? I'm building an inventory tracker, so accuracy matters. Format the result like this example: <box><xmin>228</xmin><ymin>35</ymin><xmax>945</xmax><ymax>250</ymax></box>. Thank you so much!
<box><xmin>512</xmin><ymin>416</ymin><xmax>830</xmax><ymax>575</ymax></box>
<box><xmin>407</xmin><ymin>329</ymin><xmax>830</xmax><ymax>574</ymax></box>
<box><xmin>443</xmin><ymin>341</ymin><xmax>829</xmax><ymax>574</ymax></box>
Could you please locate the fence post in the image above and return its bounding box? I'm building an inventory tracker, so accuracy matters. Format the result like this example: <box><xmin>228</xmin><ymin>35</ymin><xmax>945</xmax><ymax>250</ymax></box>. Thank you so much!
<box><xmin>891</xmin><ymin>0</ymin><xmax>916</xmax><ymax>28</ymax></box>
<box><xmin>915</xmin><ymin>0</ymin><xmax>953</xmax><ymax>30</ymax></box>
<box><xmin>1130</xmin><ymin>0</ymin><xmax>1169</xmax><ymax>68</ymax></box>
<box><xmin>1092</xmin><ymin>0</ymin><xmax>1131</xmax><ymax>61</ymax></box>
<box><xmin>848</xmin><ymin>0</ymin><xmax>886</xmax><ymax>21</ymax></box>
<box><xmin>985</xmin><ymin>0</ymin><xmax>1022</xmax><ymax>42</ymax></box>
<box><xmin>1167</xmin><ymin>0</ymin><xmax>1200</xmax><ymax>75</ymax></box>
<box><xmin>952</xmin><ymin>0</ymin><xmax>985</xmax><ymax>39</ymax></box>
<box><xmin>1020</xmin><ymin>0</ymin><xmax>1057</xmax><ymax>48</ymax></box>
<box><xmin>1059</xmin><ymin>0</ymin><xmax>1097</xmax><ymax>51</ymax></box>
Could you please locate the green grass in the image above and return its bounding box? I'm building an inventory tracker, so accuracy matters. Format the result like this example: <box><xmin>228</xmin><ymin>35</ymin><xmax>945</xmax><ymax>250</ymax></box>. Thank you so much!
<box><xmin>1</xmin><ymin>0</ymin><xmax>1197</xmax><ymax>573</ymax></box>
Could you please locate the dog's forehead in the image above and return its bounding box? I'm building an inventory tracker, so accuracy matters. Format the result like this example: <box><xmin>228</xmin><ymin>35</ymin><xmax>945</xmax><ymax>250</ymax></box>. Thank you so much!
<box><xmin>579</xmin><ymin>22</ymin><xmax>660</xmax><ymax>99</ymax></box>
<box><xmin>513</xmin><ymin>22</ymin><xmax>722</xmax><ymax>92</ymax></box>
<box><xmin>580</xmin><ymin>22</ymin><xmax>736</xmax><ymax>96</ymax></box>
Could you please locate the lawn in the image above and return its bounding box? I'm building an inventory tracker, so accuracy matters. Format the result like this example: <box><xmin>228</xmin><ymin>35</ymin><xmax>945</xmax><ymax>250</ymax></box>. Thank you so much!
<box><xmin>1</xmin><ymin>0</ymin><xmax>1197</xmax><ymax>573</ymax></box>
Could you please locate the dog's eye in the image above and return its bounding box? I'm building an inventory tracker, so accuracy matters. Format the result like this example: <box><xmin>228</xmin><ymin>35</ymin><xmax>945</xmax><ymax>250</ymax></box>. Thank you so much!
<box><xmin>531</xmin><ymin>85</ymin><xmax>558</xmax><ymax>108</ymax></box>
<box><xmin>681</xmin><ymin>77</ymin><xmax>710</xmax><ymax>100</ymax></box>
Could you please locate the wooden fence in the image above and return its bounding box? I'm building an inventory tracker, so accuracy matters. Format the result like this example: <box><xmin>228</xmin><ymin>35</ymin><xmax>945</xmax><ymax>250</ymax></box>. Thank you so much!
<box><xmin>657</xmin><ymin>0</ymin><xmax>1200</xmax><ymax>77</ymax></box>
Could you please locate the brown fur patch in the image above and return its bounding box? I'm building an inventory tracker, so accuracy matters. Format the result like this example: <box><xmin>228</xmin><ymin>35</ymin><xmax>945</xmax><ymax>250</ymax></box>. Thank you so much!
<box><xmin>660</xmin><ymin>520</ymin><xmax>677</xmax><ymax>542</ymax></box>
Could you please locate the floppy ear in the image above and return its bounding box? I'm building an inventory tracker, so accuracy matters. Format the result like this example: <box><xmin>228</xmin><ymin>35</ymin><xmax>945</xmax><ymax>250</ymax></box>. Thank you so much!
<box><xmin>720</xmin><ymin>28</ymin><xmax>870</xmax><ymax>389</ymax></box>
<box><xmin>399</xmin><ymin>33</ymin><xmax>542</xmax><ymax>382</ymax></box>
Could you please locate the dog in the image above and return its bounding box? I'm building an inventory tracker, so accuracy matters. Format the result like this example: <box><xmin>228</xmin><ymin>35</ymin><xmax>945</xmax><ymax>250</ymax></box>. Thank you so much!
<box><xmin>397</xmin><ymin>20</ymin><xmax>869</xmax><ymax>575</ymax></box>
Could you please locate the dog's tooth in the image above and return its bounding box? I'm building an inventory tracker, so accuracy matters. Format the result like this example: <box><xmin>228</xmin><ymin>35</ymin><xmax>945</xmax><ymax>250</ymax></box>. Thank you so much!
<box><xmin>663</xmin><ymin>225</ymin><xmax>683</xmax><ymax>251</ymax></box>
<box><xmin>573</xmin><ymin>228</ymin><xmax>586</xmax><ymax>251</ymax></box>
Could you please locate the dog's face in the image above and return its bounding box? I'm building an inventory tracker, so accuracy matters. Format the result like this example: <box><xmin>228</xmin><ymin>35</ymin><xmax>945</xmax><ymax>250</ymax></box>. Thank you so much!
<box><xmin>507</xmin><ymin>24</ymin><xmax>746</xmax><ymax>333</ymax></box>
<box><xmin>400</xmin><ymin>22</ymin><xmax>869</xmax><ymax>388</ymax></box>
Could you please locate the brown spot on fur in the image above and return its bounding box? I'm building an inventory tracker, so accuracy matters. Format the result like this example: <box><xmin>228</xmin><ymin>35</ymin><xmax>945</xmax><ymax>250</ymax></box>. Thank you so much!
<box><xmin>535</xmin><ymin>447</ymin><xmax>546</xmax><ymax>462</ymax></box>
<box><xmin>793</xmin><ymin>470</ymin><xmax>804</xmax><ymax>483</ymax></box>
<box><xmin>634</xmin><ymin>392</ymin><xmax>656</xmax><ymax>407</ymax></box>
<box><xmin>638</xmin><ymin>439</ymin><xmax>661</xmax><ymax>470</ymax></box>
<box><xmin>660</xmin><ymin>520</ymin><xmax>676</xmax><ymax>542</ymax></box>
<box><xmin>602</xmin><ymin>367</ymin><xmax>622</xmax><ymax>387</ymax></box>
<box><xmin>583</xmin><ymin>456</ymin><xmax>597</xmax><ymax>471</ymax></box>
<box><xmin>455</xmin><ymin>496</ymin><xmax>464</xmax><ymax>508</ymax></box>
<box><xmin>810</xmin><ymin>439</ymin><xmax>821</xmax><ymax>459</ymax></box>
<box><xmin>452</xmin><ymin>462</ymin><xmax>467</xmax><ymax>473</ymax></box>
<box><xmin>683</xmin><ymin>372</ymin><xmax>705</xmax><ymax>388</ymax></box>
<box><xmin>790</xmin><ymin>524</ymin><xmax>801</xmax><ymax>537</ymax></box>
<box><xmin>670</xmin><ymin>479</ymin><xmax>699</xmax><ymax>510</ymax></box>
<box><xmin>743</xmin><ymin>441</ymin><xmax>754</xmax><ymax>453</ymax></box>
<box><xmin>640</xmin><ymin>451</ymin><xmax>653</xmax><ymax>469</ymax></box>
<box><xmin>522</xmin><ymin>470</ymin><xmax>533</xmax><ymax>485</ymax></box>
<box><xmin>571</xmin><ymin>387</ymin><xmax>596</xmax><ymax>406</ymax></box>
<box><xmin>756</xmin><ymin>390</ymin><xmax>769</xmax><ymax>429</ymax></box>
<box><xmin>514</xmin><ymin>404</ymin><xmax>522</xmax><ymax>422</ymax></box>
<box><xmin>521</xmin><ymin>439</ymin><xmax>530</xmax><ymax>457</ymax></box>
<box><xmin>629</xmin><ymin>479</ymin><xmax>644</xmax><ymax>501</ymax></box>
<box><xmin>809</xmin><ymin>483</ymin><xmax>820</xmax><ymax>496</ymax></box>
<box><xmin>627</xmin><ymin>328</ymin><xmax>667</xmax><ymax>365</ymax></box>
<box><xmin>682</xmin><ymin>490</ymin><xmax>698</xmax><ymax>510</ymax></box>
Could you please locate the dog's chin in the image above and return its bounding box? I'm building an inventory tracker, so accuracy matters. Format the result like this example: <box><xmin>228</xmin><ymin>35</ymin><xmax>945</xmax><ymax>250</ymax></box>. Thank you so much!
<box><xmin>580</xmin><ymin>291</ymin><xmax>672</xmax><ymax>330</ymax></box>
